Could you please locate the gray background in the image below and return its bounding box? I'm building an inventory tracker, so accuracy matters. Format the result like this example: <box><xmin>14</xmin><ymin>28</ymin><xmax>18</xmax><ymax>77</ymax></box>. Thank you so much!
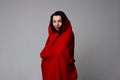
<box><xmin>0</xmin><ymin>0</ymin><xmax>120</xmax><ymax>80</ymax></box>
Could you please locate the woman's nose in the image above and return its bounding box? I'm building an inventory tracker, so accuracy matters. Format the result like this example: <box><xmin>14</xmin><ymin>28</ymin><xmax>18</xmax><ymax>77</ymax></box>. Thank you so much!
<box><xmin>56</xmin><ymin>22</ymin><xmax>59</xmax><ymax>26</ymax></box>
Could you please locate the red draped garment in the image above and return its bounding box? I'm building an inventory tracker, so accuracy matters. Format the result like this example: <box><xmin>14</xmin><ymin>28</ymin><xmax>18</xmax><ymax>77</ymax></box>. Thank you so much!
<box><xmin>40</xmin><ymin>17</ymin><xmax>78</xmax><ymax>80</ymax></box>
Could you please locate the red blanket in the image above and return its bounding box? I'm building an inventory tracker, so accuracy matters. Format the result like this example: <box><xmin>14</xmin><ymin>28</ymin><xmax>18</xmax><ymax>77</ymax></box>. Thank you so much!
<box><xmin>40</xmin><ymin>17</ymin><xmax>77</xmax><ymax>80</ymax></box>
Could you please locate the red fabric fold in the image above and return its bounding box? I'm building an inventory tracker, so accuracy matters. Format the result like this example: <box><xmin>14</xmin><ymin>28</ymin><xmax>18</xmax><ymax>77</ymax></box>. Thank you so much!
<box><xmin>40</xmin><ymin>17</ymin><xmax>77</xmax><ymax>80</ymax></box>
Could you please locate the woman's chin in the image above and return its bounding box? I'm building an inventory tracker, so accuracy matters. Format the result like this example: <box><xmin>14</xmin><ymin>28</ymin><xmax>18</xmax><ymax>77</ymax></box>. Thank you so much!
<box><xmin>55</xmin><ymin>28</ymin><xmax>60</xmax><ymax>31</ymax></box>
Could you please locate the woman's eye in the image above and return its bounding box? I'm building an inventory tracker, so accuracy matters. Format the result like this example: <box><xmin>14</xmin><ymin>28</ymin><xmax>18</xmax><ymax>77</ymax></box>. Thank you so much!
<box><xmin>58</xmin><ymin>20</ymin><xmax>62</xmax><ymax>22</ymax></box>
<box><xmin>53</xmin><ymin>21</ymin><xmax>56</xmax><ymax>23</ymax></box>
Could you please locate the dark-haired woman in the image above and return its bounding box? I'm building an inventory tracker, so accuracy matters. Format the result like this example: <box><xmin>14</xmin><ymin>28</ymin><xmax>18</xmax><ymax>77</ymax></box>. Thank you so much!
<box><xmin>40</xmin><ymin>11</ymin><xmax>78</xmax><ymax>80</ymax></box>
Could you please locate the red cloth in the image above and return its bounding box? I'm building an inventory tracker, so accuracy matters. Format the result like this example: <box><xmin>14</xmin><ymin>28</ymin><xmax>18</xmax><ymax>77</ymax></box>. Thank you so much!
<box><xmin>40</xmin><ymin>17</ymin><xmax>78</xmax><ymax>80</ymax></box>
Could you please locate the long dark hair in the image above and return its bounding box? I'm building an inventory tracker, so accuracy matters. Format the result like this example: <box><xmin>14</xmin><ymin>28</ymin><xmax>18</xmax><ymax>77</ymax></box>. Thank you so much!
<box><xmin>50</xmin><ymin>11</ymin><xmax>67</xmax><ymax>32</ymax></box>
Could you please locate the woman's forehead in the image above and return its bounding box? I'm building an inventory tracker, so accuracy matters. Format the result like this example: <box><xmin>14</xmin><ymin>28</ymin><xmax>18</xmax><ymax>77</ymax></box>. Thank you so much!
<box><xmin>53</xmin><ymin>15</ymin><xmax>62</xmax><ymax>20</ymax></box>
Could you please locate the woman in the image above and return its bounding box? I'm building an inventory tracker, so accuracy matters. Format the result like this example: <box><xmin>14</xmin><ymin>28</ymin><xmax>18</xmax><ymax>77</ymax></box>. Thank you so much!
<box><xmin>40</xmin><ymin>11</ymin><xmax>78</xmax><ymax>80</ymax></box>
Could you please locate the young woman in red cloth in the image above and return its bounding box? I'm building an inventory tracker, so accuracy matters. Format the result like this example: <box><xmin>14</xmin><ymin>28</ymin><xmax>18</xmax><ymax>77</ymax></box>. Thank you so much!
<box><xmin>40</xmin><ymin>11</ymin><xmax>78</xmax><ymax>80</ymax></box>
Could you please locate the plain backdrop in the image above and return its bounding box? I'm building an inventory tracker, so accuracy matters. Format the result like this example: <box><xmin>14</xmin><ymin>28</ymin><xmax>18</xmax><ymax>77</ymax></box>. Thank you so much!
<box><xmin>0</xmin><ymin>0</ymin><xmax>120</xmax><ymax>80</ymax></box>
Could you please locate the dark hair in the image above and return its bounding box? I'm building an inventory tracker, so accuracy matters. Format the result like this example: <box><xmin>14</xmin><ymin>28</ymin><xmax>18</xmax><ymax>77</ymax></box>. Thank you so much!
<box><xmin>50</xmin><ymin>11</ymin><xmax>67</xmax><ymax>32</ymax></box>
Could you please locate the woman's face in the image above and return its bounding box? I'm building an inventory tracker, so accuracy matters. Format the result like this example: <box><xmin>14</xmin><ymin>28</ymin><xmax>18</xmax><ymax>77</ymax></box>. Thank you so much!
<box><xmin>52</xmin><ymin>15</ymin><xmax>62</xmax><ymax>31</ymax></box>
